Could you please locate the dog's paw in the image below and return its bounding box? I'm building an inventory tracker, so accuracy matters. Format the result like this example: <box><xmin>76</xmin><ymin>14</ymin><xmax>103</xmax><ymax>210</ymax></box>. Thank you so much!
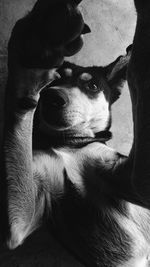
<box><xmin>8</xmin><ymin>66</ymin><xmax>61</xmax><ymax>102</ymax></box>
<box><xmin>8</xmin><ymin>0</ymin><xmax>90</xmax><ymax>69</ymax></box>
<box><xmin>7</xmin><ymin>0</ymin><xmax>91</xmax><ymax>101</ymax></box>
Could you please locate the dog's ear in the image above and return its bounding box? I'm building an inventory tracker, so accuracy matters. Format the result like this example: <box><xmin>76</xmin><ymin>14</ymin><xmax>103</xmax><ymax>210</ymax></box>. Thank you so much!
<box><xmin>104</xmin><ymin>45</ymin><xmax>132</xmax><ymax>103</ymax></box>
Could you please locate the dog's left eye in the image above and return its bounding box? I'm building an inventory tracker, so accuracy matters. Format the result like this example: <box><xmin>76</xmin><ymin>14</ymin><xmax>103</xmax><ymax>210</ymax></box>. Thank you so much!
<box><xmin>79</xmin><ymin>72</ymin><xmax>99</xmax><ymax>92</ymax></box>
<box><xmin>85</xmin><ymin>81</ymin><xmax>98</xmax><ymax>92</ymax></box>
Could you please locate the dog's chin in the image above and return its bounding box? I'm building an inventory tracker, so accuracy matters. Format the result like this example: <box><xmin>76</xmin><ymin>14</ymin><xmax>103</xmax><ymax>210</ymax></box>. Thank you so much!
<box><xmin>36</xmin><ymin>116</ymin><xmax>112</xmax><ymax>149</ymax></box>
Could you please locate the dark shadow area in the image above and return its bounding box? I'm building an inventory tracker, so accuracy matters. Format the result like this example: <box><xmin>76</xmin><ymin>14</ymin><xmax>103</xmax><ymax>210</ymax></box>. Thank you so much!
<box><xmin>0</xmin><ymin>227</ymin><xmax>83</xmax><ymax>267</ymax></box>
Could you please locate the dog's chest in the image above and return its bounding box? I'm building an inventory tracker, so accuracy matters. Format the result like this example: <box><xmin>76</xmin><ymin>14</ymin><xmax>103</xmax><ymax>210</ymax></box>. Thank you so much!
<box><xmin>50</xmin><ymin>188</ymin><xmax>150</xmax><ymax>267</ymax></box>
<box><xmin>117</xmin><ymin>203</ymin><xmax>150</xmax><ymax>267</ymax></box>
<box><xmin>47</xmin><ymin>147</ymin><xmax>150</xmax><ymax>267</ymax></box>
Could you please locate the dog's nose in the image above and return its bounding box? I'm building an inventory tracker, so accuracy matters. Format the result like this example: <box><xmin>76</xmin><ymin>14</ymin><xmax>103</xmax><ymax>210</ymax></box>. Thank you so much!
<box><xmin>41</xmin><ymin>89</ymin><xmax>68</xmax><ymax>109</ymax></box>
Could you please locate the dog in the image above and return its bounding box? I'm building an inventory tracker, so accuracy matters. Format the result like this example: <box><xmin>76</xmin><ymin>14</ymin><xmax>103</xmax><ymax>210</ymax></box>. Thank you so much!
<box><xmin>2</xmin><ymin>0</ymin><xmax>150</xmax><ymax>266</ymax></box>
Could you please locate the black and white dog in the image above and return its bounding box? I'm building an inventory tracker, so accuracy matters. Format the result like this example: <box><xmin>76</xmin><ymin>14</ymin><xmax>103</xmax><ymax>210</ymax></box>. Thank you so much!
<box><xmin>2</xmin><ymin>0</ymin><xmax>150</xmax><ymax>266</ymax></box>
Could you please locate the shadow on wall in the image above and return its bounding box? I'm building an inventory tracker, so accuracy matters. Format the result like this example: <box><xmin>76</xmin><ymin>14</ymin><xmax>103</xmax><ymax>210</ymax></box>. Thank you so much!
<box><xmin>0</xmin><ymin>0</ymin><xmax>136</xmax><ymax>155</ymax></box>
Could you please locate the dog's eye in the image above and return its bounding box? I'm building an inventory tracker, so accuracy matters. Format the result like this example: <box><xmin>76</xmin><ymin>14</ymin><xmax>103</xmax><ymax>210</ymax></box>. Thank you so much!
<box><xmin>85</xmin><ymin>81</ymin><xmax>98</xmax><ymax>92</ymax></box>
<box><xmin>79</xmin><ymin>72</ymin><xmax>98</xmax><ymax>92</ymax></box>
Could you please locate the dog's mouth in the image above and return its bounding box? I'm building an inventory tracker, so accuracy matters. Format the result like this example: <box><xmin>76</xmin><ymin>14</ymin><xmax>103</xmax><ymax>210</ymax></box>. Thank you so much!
<box><xmin>34</xmin><ymin>115</ymin><xmax>112</xmax><ymax>149</ymax></box>
<box><xmin>36</xmin><ymin>107</ymin><xmax>112</xmax><ymax>149</ymax></box>
<box><xmin>57</xmin><ymin>131</ymin><xmax>112</xmax><ymax>148</ymax></box>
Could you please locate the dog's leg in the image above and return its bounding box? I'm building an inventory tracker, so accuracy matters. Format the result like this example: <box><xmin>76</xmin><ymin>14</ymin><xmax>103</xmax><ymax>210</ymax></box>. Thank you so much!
<box><xmin>4</xmin><ymin>95</ymin><xmax>36</xmax><ymax>249</ymax></box>
<box><xmin>4</xmin><ymin>62</ymin><xmax>59</xmax><ymax>250</ymax></box>
<box><xmin>2</xmin><ymin>0</ymin><xmax>86</xmax><ymax>249</ymax></box>
<box><xmin>127</xmin><ymin>1</ymin><xmax>150</xmax><ymax>205</ymax></box>
<box><xmin>102</xmin><ymin>1</ymin><xmax>150</xmax><ymax>206</ymax></box>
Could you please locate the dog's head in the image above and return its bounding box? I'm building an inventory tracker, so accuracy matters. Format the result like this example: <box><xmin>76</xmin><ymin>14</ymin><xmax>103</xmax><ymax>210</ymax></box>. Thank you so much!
<box><xmin>34</xmin><ymin>47</ymin><xmax>131</xmax><ymax>148</ymax></box>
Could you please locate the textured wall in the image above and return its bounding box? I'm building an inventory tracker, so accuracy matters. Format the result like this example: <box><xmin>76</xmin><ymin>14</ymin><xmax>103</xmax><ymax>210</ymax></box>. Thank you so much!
<box><xmin>0</xmin><ymin>0</ymin><xmax>136</xmax><ymax>62</ymax></box>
